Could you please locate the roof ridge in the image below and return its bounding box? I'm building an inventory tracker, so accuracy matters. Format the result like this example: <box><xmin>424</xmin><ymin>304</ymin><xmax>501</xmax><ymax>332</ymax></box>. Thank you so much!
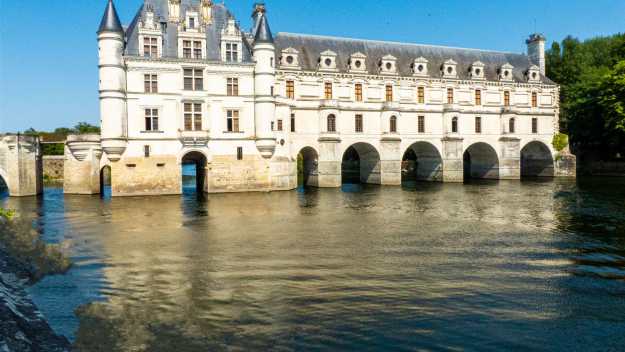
<box><xmin>276</xmin><ymin>32</ymin><xmax>525</xmax><ymax>56</ymax></box>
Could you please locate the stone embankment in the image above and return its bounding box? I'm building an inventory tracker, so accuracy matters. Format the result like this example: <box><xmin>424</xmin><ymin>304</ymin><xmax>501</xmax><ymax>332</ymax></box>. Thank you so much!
<box><xmin>0</xmin><ymin>214</ymin><xmax>71</xmax><ymax>352</ymax></box>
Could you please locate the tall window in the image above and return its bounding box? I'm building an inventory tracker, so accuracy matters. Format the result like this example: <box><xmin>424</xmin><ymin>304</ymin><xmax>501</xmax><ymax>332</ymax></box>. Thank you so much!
<box><xmin>227</xmin><ymin>78</ymin><xmax>239</xmax><ymax>96</ymax></box>
<box><xmin>390</xmin><ymin>116</ymin><xmax>397</xmax><ymax>133</ymax></box>
<box><xmin>183</xmin><ymin>103</ymin><xmax>202</xmax><ymax>131</ymax></box>
<box><xmin>193</xmin><ymin>41</ymin><xmax>202</xmax><ymax>59</ymax></box>
<box><xmin>355</xmin><ymin>114</ymin><xmax>363</xmax><ymax>133</ymax></box>
<box><xmin>226</xmin><ymin>110</ymin><xmax>240</xmax><ymax>132</ymax></box>
<box><xmin>183</xmin><ymin>40</ymin><xmax>192</xmax><ymax>59</ymax></box>
<box><xmin>144</xmin><ymin>74</ymin><xmax>158</xmax><ymax>93</ymax></box>
<box><xmin>475</xmin><ymin>89</ymin><xmax>482</xmax><ymax>106</ymax></box>
<box><xmin>509</xmin><ymin>118</ymin><xmax>515</xmax><ymax>133</ymax></box>
<box><xmin>532</xmin><ymin>92</ymin><xmax>538</xmax><ymax>107</ymax></box>
<box><xmin>475</xmin><ymin>116</ymin><xmax>482</xmax><ymax>133</ymax></box>
<box><xmin>451</xmin><ymin>117</ymin><xmax>458</xmax><ymax>133</ymax></box>
<box><xmin>327</xmin><ymin>114</ymin><xmax>336</xmax><ymax>132</ymax></box>
<box><xmin>447</xmin><ymin>88</ymin><xmax>454</xmax><ymax>104</ymax></box>
<box><xmin>286</xmin><ymin>80</ymin><xmax>295</xmax><ymax>99</ymax></box>
<box><xmin>290</xmin><ymin>113</ymin><xmax>295</xmax><ymax>132</ymax></box>
<box><xmin>418</xmin><ymin>116</ymin><xmax>425</xmax><ymax>133</ymax></box>
<box><xmin>189</xmin><ymin>17</ymin><xmax>196</xmax><ymax>29</ymax></box>
<box><xmin>237</xmin><ymin>147</ymin><xmax>243</xmax><ymax>161</ymax></box>
<box><xmin>225</xmin><ymin>43</ymin><xmax>238</xmax><ymax>62</ymax></box>
<box><xmin>184</xmin><ymin>68</ymin><xmax>203</xmax><ymax>91</ymax></box>
<box><xmin>504</xmin><ymin>91</ymin><xmax>510</xmax><ymax>106</ymax></box>
<box><xmin>355</xmin><ymin>83</ymin><xmax>363</xmax><ymax>102</ymax></box>
<box><xmin>324</xmin><ymin>82</ymin><xmax>333</xmax><ymax>99</ymax></box>
<box><xmin>144</xmin><ymin>145</ymin><xmax>151</xmax><ymax>158</ymax></box>
<box><xmin>143</xmin><ymin>36</ymin><xmax>158</xmax><ymax>58</ymax></box>
<box><xmin>385</xmin><ymin>85</ymin><xmax>393</xmax><ymax>102</ymax></box>
<box><xmin>144</xmin><ymin>109</ymin><xmax>159</xmax><ymax>131</ymax></box>
<box><xmin>277</xmin><ymin>119</ymin><xmax>283</xmax><ymax>131</ymax></box>
<box><xmin>417</xmin><ymin>87</ymin><xmax>425</xmax><ymax>104</ymax></box>
<box><xmin>532</xmin><ymin>118</ymin><xmax>538</xmax><ymax>134</ymax></box>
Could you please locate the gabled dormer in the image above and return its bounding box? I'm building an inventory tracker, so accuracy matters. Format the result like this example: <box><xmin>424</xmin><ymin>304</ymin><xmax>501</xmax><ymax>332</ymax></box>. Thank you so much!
<box><xmin>412</xmin><ymin>57</ymin><xmax>429</xmax><ymax>77</ymax></box>
<box><xmin>349</xmin><ymin>52</ymin><xmax>367</xmax><ymax>73</ymax></box>
<box><xmin>379</xmin><ymin>55</ymin><xmax>398</xmax><ymax>75</ymax></box>
<box><xmin>280</xmin><ymin>47</ymin><xmax>300</xmax><ymax>69</ymax></box>
<box><xmin>168</xmin><ymin>0</ymin><xmax>181</xmax><ymax>23</ymax></box>
<box><xmin>220</xmin><ymin>18</ymin><xmax>242</xmax><ymax>63</ymax></box>
<box><xmin>138</xmin><ymin>5</ymin><xmax>163</xmax><ymax>58</ymax></box>
<box><xmin>184</xmin><ymin>9</ymin><xmax>201</xmax><ymax>32</ymax></box>
<box><xmin>526</xmin><ymin>64</ymin><xmax>541</xmax><ymax>83</ymax></box>
<box><xmin>441</xmin><ymin>59</ymin><xmax>457</xmax><ymax>78</ymax></box>
<box><xmin>469</xmin><ymin>61</ymin><xmax>485</xmax><ymax>80</ymax></box>
<box><xmin>499</xmin><ymin>63</ymin><xmax>514</xmax><ymax>81</ymax></box>
<box><xmin>319</xmin><ymin>50</ymin><xmax>338</xmax><ymax>71</ymax></box>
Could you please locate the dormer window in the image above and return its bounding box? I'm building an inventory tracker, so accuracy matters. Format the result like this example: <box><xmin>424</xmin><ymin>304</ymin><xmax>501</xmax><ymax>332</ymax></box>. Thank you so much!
<box><xmin>184</xmin><ymin>10</ymin><xmax>200</xmax><ymax>31</ymax></box>
<box><xmin>349</xmin><ymin>52</ymin><xmax>367</xmax><ymax>73</ymax></box>
<box><xmin>526</xmin><ymin>65</ymin><xmax>541</xmax><ymax>83</ymax></box>
<box><xmin>442</xmin><ymin>59</ymin><xmax>457</xmax><ymax>78</ymax></box>
<box><xmin>220</xmin><ymin>18</ymin><xmax>242</xmax><ymax>63</ymax></box>
<box><xmin>380</xmin><ymin>55</ymin><xmax>397</xmax><ymax>75</ymax></box>
<box><xmin>143</xmin><ymin>36</ymin><xmax>159</xmax><ymax>58</ymax></box>
<box><xmin>138</xmin><ymin>7</ymin><xmax>162</xmax><ymax>59</ymax></box>
<box><xmin>499</xmin><ymin>63</ymin><xmax>514</xmax><ymax>81</ymax></box>
<box><xmin>412</xmin><ymin>57</ymin><xmax>429</xmax><ymax>76</ymax></box>
<box><xmin>189</xmin><ymin>17</ymin><xmax>196</xmax><ymax>29</ymax></box>
<box><xmin>281</xmin><ymin>48</ymin><xmax>300</xmax><ymax>68</ymax></box>
<box><xmin>470</xmin><ymin>61</ymin><xmax>485</xmax><ymax>79</ymax></box>
<box><xmin>319</xmin><ymin>50</ymin><xmax>338</xmax><ymax>71</ymax></box>
<box><xmin>226</xmin><ymin>43</ymin><xmax>238</xmax><ymax>62</ymax></box>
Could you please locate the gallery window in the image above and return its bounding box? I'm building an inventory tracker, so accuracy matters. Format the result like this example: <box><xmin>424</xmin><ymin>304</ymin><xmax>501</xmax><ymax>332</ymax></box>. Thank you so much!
<box><xmin>447</xmin><ymin>88</ymin><xmax>454</xmax><ymax>104</ymax></box>
<box><xmin>286</xmin><ymin>80</ymin><xmax>295</xmax><ymax>99</ymax></box>
<box><xmin>504</xmin><ymin>91</ymin><xmax>511</xmax><ymax>106</ymax></box>
<box><xmin>417</xmin><ymin>87</ymin><xmax>425</xmax><ymax>104</ymax></box>
<box><xmin>451</xmin><ymin>117</ymin><xmax>458</xmax><ymax>133</ymax></box>
<box><xmin>355</xmin><ymin>114</ymin><xmax>363</xmax><ymax>133</ymax></box>
<box><xmin>290</xmin><ymin>113</ymin><xmax>296</xmax><ymax>132</ymax></box>
<box><xmin>532</xmin><ymin>92</ymin><xmax>538</xmax><ymax>107</ymax></box>
<box><xmin>226</xmin><ymin>110</ymin><xmax>240</xmax><ymax>132</ymax></box>
<box><xmin>475</xmin><ymin>116</ymin><xmax>482</xmax><ymax>134</ymax></box>
<box><xmin>532</xmin><ymin>118</ymin><xmax>538</xmax><ymax>134</ymax></box>
<box><xmin>144</xmin><ymin>109</ymin><xmax>159</xmax><ymax>131</ymax></box>
<box><xmin>327</xmin><ymin>114</ymin><xmax>336</xmax><ymax>132</ymax></box>
<box><xmin>183</xmin><ymin>103</ymin><xmax>202</xmax><ymax>131</ymax></box>
<box><xmin>509</xmin><ymin>118</ymin><xmax>516</xmax><ymax>133</ymax></box>
<box><xmin>390</xmin><ymin>116</ymin><xmax>397</xmax><ymax>133</ymax></box>
<box><xmin>475</xmin><ymin>89</ymin><xmax>482</xmax><ymax>106</ymax></box>
<box><xmin>418</xmin><ymin>116</ymin><xmax>425</xmax><ymax>133</ymax></box>
<box><xmin>324</xmin><ymin>82</ymin><xmax>333</xmax><ymax>99</ymax></box>
<box><xmin>385</xmin><ymin>85</ymin><xmax>393</xmax><ymax>102</ymax></box>
<box><xmin>355</xmin><ymin>83</ymin><xmax>363</xmax><ymax>102</ymax></box>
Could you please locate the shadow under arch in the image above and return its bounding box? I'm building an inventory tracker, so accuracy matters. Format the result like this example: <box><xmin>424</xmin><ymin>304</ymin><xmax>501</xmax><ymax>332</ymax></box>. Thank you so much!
<box><xmin>402</xmin><ymin>141</ymin><xmax>443</xmax><ymax>183</ymax></box>
<box><xmin>100</xmin><ymin>166</ymin><xmax>112</xmax><ymax>199</ymax></box>
<box><xmin>342</xmin><ymin>142</ymin><xmax>381</xmax><ymax>185</ymax></box>
<box><xmin>182</xmin><ymin>151</ymin><xmax>208</xmax><ymax>196</ymax></box>
<box><xmin>463</xmin><ymin>142</ymin><xmax>500</xmax><ymax>180</ymax></box>
<box><xmin>297</xmin><ymin>147</ymin><xmax>319</xmax><ymax>188</ymax></box>
<box><xmin>521</xmin><ymin>141</ymin><xmax>555</xmax><ymax>177</ymax></box>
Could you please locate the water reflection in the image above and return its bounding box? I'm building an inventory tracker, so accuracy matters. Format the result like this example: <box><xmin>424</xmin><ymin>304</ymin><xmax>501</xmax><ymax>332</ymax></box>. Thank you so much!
<box><xmin>1</xmin><ymin>178</ymin><xmax>625</xmax><ymax>351</ymax></box>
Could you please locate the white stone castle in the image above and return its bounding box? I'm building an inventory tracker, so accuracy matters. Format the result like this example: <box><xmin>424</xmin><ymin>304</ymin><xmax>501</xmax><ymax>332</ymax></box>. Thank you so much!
<box><xmin>88</xmin><ymin>0</ymin><xmax>571</xmax><ymax>197</ymax></box>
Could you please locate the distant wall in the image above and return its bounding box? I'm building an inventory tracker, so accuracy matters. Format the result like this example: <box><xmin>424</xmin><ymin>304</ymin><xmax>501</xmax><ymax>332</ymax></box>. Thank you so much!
<box><xmin>43</xmin><ymin>156</ymin><xmax>64</xmax><ymax>181</ymax></box>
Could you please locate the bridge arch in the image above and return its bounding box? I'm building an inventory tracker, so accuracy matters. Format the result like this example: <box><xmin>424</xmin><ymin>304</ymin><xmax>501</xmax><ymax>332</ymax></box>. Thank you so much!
<box><xmin>181</xmin><ymin>151</ymin><xmax>208</xmax><ymax>194</ymax></box>
<box><xmin>0</xmin><ymin>168</ymin><xmax>9</xmax><ymax>197</ymax></box>
<box><xmin>297</xmin><ymin>146</ymin><xmax>319</xmax><ymax>187</ymax></box>
<box><xmin>99</xmin><ymin>165</ymin><xmax>112</xmax><ymax>198</ymax></box>
<box><xmin>463</xmin><ymin>142</ymin><xmax>500</xmax><ymax>180</ymax></box>
<box><xmin>341</xmin><ymin>142</ymin><xmax>381</xmax><ymax>184</ymax></box>
<box><xmin>521</xmin><ymin>141</ymin><xmax>555</xmax><ymax>177</ymax></box>
<box><xmin>402</xmin><ymin>142</ymin><xmax>443</xmax><ymax>182</ymax></box>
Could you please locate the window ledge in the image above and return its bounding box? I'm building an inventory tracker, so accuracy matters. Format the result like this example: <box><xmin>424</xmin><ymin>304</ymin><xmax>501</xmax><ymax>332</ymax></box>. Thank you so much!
<box><xmin>223</xmin><ymin>131</ymin><xmax>245</xmax><ymax>134</ymax></box>
<box><xmin>140</xmin><ymin>131</ymin><xmax>164</xmax><ymax>134</ymax></box>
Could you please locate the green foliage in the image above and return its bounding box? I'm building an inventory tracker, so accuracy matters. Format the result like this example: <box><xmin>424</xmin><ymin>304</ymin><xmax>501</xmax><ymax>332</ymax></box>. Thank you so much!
<box><xmin>546</xmin><ymin>33</ymin><xmax>625</xmax><ymax>159</ymax></box>
<box><xmin>42</xmin><ymin>143</ymin><xmax>64</xmax><ymax>156</ymax></box>
<box><xmin>552</xmin><ymin>133</ymin><xmax>569</xmax><ymax>152</ymax></box>
<box><xmin>73</xmin><ymin>122</ymin><xmax>101</xmax><ymax>134</ymax></box>
<box><xmin>0</xmin><ymin>207</ymin><xmax>15</xmax><ymax>220</ymax></box>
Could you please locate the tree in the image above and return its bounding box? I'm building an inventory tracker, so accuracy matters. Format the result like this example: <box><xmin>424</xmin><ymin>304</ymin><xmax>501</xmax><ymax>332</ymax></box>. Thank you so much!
<box><xmin>73</xmin><ymin>122</ymin><xmax>100</xmax><ymax>134</ymax></box>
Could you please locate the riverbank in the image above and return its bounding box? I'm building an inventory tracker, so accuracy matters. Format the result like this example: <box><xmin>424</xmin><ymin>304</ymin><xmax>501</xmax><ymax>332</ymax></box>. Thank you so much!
<box><xmin>0</xmin><ymin>213</ymin><xmax>71</xmax><ymax>352</ymax></box>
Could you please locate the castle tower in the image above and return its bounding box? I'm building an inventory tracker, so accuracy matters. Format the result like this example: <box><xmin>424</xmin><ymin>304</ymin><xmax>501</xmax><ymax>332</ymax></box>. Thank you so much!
<box><xmin>252</xmin><ymin>3</ymin><xmax>276</xmax><ymax>159</ymax></box>
<box><xmin>98</xmin><ymin>0</ymin><xmax>127</xmax><ymax>162</ymax></box>
<box><xmin>527</xmin><ymin>33</ymin><xmax>546</xmax><ymax>75</ymax></box>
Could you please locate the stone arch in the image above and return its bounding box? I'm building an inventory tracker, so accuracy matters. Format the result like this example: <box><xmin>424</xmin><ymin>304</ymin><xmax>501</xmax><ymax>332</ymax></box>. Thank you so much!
<box><xmin>463</xmin><ymin>142</ymin><xmax>500</xmax><ymax>179</ymax></box>
<box><xmin>297</xmin><ymin>147</ymin><xmax>319</xmax><ymax>187</ymax></box>
<box><xmin>342</xmin><ymin>142</ymin><xmax>381</xmax><ymax>184</ymax></box>
<box><xmin>402</xmin><ymin>142</ymin><xmax>443</xmax><ymax>182</ymax></box>
<box><xmin>181</xmin><ymin>151</ymin><xmax>208</xmax><ymax>194</ymax></box>
<box><xmin>99</xmin><ymin>165</ymin><xmax>112</xmax><ymax>198</ymax></box>
<box><xmin>521</xmin><ymin>141</ymin><xmax>554</xmax><ymax>177</ymax></box>
<box><xmin>0</xmin><ymin>168</ymin><xmax>9</xmax><ymax>197</ymax></box>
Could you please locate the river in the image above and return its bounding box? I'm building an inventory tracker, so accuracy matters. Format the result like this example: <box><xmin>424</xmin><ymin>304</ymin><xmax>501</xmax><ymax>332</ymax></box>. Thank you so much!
<box><xmin>1</xmin><ymin>177</ymin><xmax>624</xmax><ymax>351</ymax></box>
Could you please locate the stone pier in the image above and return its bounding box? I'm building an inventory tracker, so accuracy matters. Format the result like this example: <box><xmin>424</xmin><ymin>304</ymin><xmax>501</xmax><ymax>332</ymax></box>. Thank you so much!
<box><xmin>0</xmin><ymin>134</ymin><xmax>43</xmax><ymax>197</ymax></box>
<box><xmin>63</xmin><ymin>134</ymin><xmax>103</xmax><ymax>195</ymax></box>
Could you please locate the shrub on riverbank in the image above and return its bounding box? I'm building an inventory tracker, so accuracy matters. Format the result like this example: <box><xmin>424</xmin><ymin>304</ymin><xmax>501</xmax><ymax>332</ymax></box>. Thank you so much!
<box><xmin>0</xmin><ymin>208</ymin><xmax>71</xmax><ymax>283</ymax></box>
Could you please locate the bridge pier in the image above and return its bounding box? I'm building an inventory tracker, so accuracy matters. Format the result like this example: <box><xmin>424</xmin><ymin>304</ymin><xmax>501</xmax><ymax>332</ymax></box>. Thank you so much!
<box><xmin>63</xmin><ymin>135</ymin><xmax>103</xmax><ymax>195</ymax></box>
<box><xmin>380</xmin><ymin>137</ymin><xmax>402</xmax><ymax>185</ymax></box>
<box><xmin>0</xmin><ymin>134</ymin><xmax>43</xmax><ymax>197</ymax></box>
<box><xmin>317</xmin><ymin>138</ymin><xmax>341</xmax><ymax>187</ymax></box>
<box><xmin>499</xmin><ymin>137</ymin><xmax>521</xmax><ymax>180</ymax></box>
<box><xmin>441</xmin><ymin>137</ymin><xmax>464</xmax><ymax>183</ymax></box>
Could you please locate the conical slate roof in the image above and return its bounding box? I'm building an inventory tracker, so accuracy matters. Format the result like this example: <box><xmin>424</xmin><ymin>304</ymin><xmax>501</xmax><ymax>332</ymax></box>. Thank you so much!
<box><xmin>98</xmin><ymin>0</ymin><xmax>124</xmax><ymax>34</ymax></box>
<box><xmin>254</xmin><ymin>12</ymin><xmax>273</xmax><ymax>44</ymax></box>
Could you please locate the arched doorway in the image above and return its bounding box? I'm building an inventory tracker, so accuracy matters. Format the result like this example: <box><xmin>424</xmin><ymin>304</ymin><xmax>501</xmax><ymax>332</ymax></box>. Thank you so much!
<box><xmin>402</xmin><ymin>142</ymin><xmax>443</xmax><ymax>183</ymax></box>
<box><xmin>297</xmin><ymin>147</ymin><xmax>319</xmax><ymax>187</ymax></box>
<box><xmin>100</xmin><ymin>166</ymin><xmax>112</xmax><ymax>198</ymax></box>
<box><xmin>521</xmin><ymin>141</ymin><xmax>555</xmax><ymax>177</ymax></box>
<box><xmin>342</xmin><ymin>143</ymin><xmax>381</xmax><ymax>184</ymax></box>
<box><xmin>463</xmin><ymin>142</ymin><xmax>499</xmax><ymax>180</ymax></box>
<box><xmin>182</xmin><ymin>151</ymin><xmax>208</xmax><ymax>194</ymax></box>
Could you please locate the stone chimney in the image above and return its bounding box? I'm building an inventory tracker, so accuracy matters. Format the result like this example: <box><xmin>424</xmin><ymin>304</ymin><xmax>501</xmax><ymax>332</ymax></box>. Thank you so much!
<box><xmin>526</xmin><ymin>33</ymin><xmax>546</xmax><ymax>75</ymax></box>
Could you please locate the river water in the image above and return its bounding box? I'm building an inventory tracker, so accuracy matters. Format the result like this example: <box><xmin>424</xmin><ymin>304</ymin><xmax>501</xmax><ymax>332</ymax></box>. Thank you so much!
<box><xmin>1</xmin><ymin>177</ymin><xmax>625</xmax><ymax>351</ymax></box>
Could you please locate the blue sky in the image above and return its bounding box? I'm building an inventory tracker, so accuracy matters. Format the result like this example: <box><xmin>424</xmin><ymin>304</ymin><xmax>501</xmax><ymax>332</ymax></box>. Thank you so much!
<box><xmin>1</xmin><ymin>0</ymin><xmax>624</xmax><ymax>132</ymax></box>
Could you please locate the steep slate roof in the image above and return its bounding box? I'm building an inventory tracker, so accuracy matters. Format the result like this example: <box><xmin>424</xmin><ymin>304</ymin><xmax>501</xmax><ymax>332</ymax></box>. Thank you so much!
<box><xmin>98</xmin><ymin>0</ymin><xmax>124</xmax><ymax>34</ymax></box>
<box><xmin>253</xmin><ymin>11</ymin><xmax>273</xmax><ymax>43</ymax></box>
<box><xmin>274</xmin><ymin>33</ymin><xmax>555</xmax><ymax>84</ymax></box>
<box><xmin>124</xmin><ymin>0</ymin><xmax>254</xmax><ymax>62</ymax></box>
